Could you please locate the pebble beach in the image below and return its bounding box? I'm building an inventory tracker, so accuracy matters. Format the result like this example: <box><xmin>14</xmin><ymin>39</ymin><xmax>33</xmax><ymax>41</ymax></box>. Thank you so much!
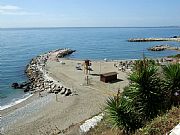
<box><xmin>1</xmin><ymin>47</ymin><xmax>179</xmax><ymax>135</ymax></box>
<box><xmin>1</xmin><ymin>48</ymin><xmax>130</xmax><ymax>135</ymax></box>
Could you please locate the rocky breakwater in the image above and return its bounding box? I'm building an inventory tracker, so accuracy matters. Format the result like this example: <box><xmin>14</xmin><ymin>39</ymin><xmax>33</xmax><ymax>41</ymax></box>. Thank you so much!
<box><xmin>128</xmin><ymin>37</ymin><xmax>180</xmax><ymax>42</ymax></box>
<box><xmin>19</xmin><ymin>48</ymin><xmax>75</xmax><ymax>96</ymax></box>
<box><xmin>148</xmin><ymin>45</ymin><xmax>180</xmax><ymax>51</ymax></box>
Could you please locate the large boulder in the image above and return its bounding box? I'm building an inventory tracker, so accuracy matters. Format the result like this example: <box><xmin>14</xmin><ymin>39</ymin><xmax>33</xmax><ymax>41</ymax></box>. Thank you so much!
<box><xmin>65</xmin><ymin>89</ymin><xmax>72</xmax><ymax>96</ymax></box>
<box><xmin>11</xmin><ymin>83</ymin><xmax>19</xmax><ymax>89</ymax></box>
<box><xmin>24</xmin><ymin>84</ymin><xmax>31</xmax><ymax>92</ymax></box>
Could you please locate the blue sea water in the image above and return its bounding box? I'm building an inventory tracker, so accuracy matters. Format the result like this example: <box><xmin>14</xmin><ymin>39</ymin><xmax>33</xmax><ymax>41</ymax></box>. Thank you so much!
<box><xmin>0</xmin><ymin>27</ymin><xmax>180</xmax><ymax>109</ymax></box>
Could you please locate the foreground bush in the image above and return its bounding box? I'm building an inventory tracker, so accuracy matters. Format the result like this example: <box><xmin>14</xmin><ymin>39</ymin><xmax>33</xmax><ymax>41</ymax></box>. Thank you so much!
<box><xmin>106</xmin><ymin>95</ymin><xmax>142</xmax><ymax>134</ymax></box>
<box><xmin>134</xmin><ymin>106</ymin><xmax>180</xmax><ymax>135</ymax></box>
<box><xmin>105</xmin><ymin>59</ymin><xmax>177</xmax><ymax>134</ymax></box>
<box><xmin>162</xmin><ymin>63</ymin><xmax>180</xmax><ymax>105</ymax></box>
<box><xmin>128</xmin><ymin>59</ymin><xmax>168</xmax><ymax>120</ymax></box>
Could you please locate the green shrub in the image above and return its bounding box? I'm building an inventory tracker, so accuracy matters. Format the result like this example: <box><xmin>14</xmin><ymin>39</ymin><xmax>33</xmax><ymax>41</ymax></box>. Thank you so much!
<box><xmin>134</xmin><ymin>106</ymin><xmax>180</xmax><ymax>135</ymax></box>
<box><xmin>105</xmin><ymin>59</ymin><xmax>180</xmax><ymax>134</ymax></box>
<box><xmin>162</xmin><ymin>63</ymin><xmax>180</xmax><ymax>105</ymax></box>
<box><xmin>105</xmin><ymin>95</ymin><xmax>142</xmax><ymax>134</ymax></box>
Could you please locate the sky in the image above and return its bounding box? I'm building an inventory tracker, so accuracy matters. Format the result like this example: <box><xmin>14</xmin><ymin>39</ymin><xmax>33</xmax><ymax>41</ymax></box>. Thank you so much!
<box><xmin>0</xmin><ymin>0</ymin><xmax>180</xmax><ymax>28</ymax></box>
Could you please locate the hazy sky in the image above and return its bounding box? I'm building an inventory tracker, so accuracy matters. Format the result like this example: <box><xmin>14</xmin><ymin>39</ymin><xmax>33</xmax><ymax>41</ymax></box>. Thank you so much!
<box><xmin>0</xmin><ymin>0</ymin><xmax>180</xmax><ymax>28</ymax></box>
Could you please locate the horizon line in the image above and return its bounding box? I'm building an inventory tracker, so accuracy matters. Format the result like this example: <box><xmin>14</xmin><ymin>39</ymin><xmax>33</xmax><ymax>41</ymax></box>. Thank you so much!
<box><xmin>0</xmin><ymin>26</ymin><xmax>180</xmax><ymax>29</ymax></box>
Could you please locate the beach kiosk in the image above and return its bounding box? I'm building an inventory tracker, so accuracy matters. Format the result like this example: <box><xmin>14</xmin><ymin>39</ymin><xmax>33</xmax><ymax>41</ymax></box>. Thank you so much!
<box><xmin>100</xmin><ymin>72</ymin><xmax>118</xmax><ymax>83</ymax></box>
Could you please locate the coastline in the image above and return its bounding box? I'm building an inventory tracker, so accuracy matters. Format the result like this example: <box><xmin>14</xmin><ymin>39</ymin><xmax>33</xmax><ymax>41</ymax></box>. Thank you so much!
<box><xmin>1</xmin><ymin>51</ymin><xmax>175</xmax><ymax>114</ymax></box>
<box><xmin>0</xmin><ymin>93</ymin><xmax>33</xmax><ymax>111</ymax></box>
<box><xmin>0</xmin><ymin>51</ymin><xmax>141</xmax><ymax>114</ymax></box>
<box><xmin>1</xmin><ymin>93</ymin><xmax>36</xmax><ymax>116</ymax></box>
<box><xmin>1</xmin><ymin>48</ymin><xmax>130</xmax><ymax>135</ymax></box>
<box><xmin>1</xmin><ymin>49</ymin><xmax>75</xmax><ymax>113</ymax></box>
<box><xmin>1</xmin><ymin>48</ymin><xmax>179</xmax><ymax>135</ymax></box>
<box><xmin>1</xmin><ymin>93</ymin><xmax>54</xmax><ymax>134</ymax></box>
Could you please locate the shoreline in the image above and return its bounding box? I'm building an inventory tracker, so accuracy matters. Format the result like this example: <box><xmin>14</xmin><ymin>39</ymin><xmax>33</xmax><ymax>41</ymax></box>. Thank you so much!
<box><xmin>25</xmin><ymin>48</ymin><xmax>75</xmax><ymax>95</ymax></box>
<box><xmin>1</xmin><ymin>48</ymin><xmax>179</xmax><ymax>135</ymax></box>
<box><xmin>0</xmin><ymin>58</ymin><xmax>144</xmax><ymax>113</ymax></box>
<box><xmin>0</xmin><ymin>93</ymin><xmax>33</xmax><ymax>111</ymax></box>
<box><xmin>1</xmin><ymin>93</ymin><xmax>54</xmax><ymax>134</ymax></box>
<box><xmin>1</xmin><ymin>51</ymin><xmax>178</xmax><ymax>110</ymax></box>
<box><xmin>1</xmin><ymin>49</ymin><xmax>75</xmax><ymax>112</ymax></box>
<box><xmin>1</xmin><ymin>48</ymin><xmax>128</xmax><ymax>135</ymax></box>
<box><xmin>1</xmin><ymin>54</ymin><xmax>177</xmax><ymax>113</ymax></box>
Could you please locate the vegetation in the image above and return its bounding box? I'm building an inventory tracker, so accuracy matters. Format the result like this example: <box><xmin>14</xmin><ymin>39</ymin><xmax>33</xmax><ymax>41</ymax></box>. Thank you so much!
<box><xmin>105</xmin><ymin>58</ymin><xmax>180</xmax><ymax>134</ymax></box>
<box><xmin>128</xmin><ymin>59</ymin><xmax>168</xmax><ymax>119</ymax></box>
<box><xmin>106</xmin><ymin>95</ymin><xmax>142</xmax><ymax>134</ymax></box>
<box><xmin>162</xmin><ymin>63</ymin><xmax>180</xmax><ymax>105</ymax></box>
<box><xmin>86</xmin><ymin>116</ymin><xmax>117</xmax><ymax>135</ymax></box>
<box><xmin>134</xmin><ymin>106</ymin><xmax>180</xmax><ymax>135</ymax></box>
<box><xmin>168</xmin><ymin>54</ymin><xmax>180</xmax><ymax>58</ymax></box>
<box><xmin>87</xmin><ymin>106</ymin><xmax>180</xmax><ymax>135</ymax></box>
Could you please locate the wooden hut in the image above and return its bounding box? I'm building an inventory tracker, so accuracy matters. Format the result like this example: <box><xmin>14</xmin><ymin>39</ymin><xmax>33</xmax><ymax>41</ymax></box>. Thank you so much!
<box><xmin>100</xmin><ymin>72</ymin><xmax>118</xmax><ymax>83</ymax></box>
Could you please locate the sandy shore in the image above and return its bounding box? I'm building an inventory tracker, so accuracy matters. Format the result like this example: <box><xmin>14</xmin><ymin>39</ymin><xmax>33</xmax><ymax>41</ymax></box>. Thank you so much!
<box><xmin>1</xmin><ymin>51</ymin><xmax>130</xmax><ymax>135</ymax></box>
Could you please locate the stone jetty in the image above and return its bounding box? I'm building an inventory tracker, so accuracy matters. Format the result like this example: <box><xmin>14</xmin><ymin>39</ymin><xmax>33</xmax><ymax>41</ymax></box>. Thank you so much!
<box><xmin>24</xmin><ymin>48</ymin><xmax>75</xmax><ymax>96</ymax></box>
<box><xmin>128</xmin><ymin>38</ymin><xmax>180</xmax><ymax>42</ymax></box>
<box><xmin>148</xmin><ymin>45</ymin><xmax>180</xmax><ymax>51</ymax></box>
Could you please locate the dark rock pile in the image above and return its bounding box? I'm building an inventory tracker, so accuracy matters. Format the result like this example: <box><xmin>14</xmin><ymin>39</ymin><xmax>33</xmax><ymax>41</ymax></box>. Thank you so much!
<box><xmin>12</xmin><ymin>48</ymin><xmax>75</xmax><ymax>96</ymax></box>
<box><xmin>148</xmin><ymin>45</ymin><xmax>180</xmax><ymax>51</ymax></box>
<box><xmin>128</xmin><ymin>37</ymin><xmax>180</xmax><ymax>42</ymax></box>
<box><xmin>57</xmin><ymin>49</ymin><xmax>75</xmax><ymax>58</ymax></box>
<box><xmin>148</xmin><ymin>45</ymin><xmax>169</xmax><ymax>51</ymax></box>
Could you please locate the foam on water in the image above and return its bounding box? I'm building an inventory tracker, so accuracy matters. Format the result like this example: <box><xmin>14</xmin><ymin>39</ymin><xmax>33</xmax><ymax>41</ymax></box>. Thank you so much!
<box><xmin>0</xmin><ymin>93</ymin><xmax>33</xmax><ymax>111</ymax></box>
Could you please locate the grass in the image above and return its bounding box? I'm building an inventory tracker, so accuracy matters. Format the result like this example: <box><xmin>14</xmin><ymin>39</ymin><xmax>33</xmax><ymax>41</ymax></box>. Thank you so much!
<box><xmin>86</xmin><ymin>116</ymin><xmax>122</xmax><ymax>135</ymax></box>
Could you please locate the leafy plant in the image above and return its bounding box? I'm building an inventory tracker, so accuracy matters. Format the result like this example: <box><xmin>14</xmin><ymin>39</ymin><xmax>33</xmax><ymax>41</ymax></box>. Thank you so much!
<box><xmin>134</xmin><ymin>106</ymin><xmax>180</xmax><ymax>135</ymax></box>
<box><xmin>128</xmin><ymin>59</ymin><xmax>168</xmax><ymax>120</ymax></box>
<box><xmin>105</xmin><ymin>58</ymin><xmax>178</xmax><ymax>134</ymax></box>
<box><xmin>105</xmin><ymin>95</ymin><xmax>142</xmax><ymax>134</ymax></box>
<box><xmin>162</xmin><ymin>63</ymin><xmax>180</xmax><ymax>105</ymax></box>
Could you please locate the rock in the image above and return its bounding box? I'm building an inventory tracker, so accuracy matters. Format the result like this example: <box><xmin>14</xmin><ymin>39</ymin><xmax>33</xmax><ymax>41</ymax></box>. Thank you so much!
<box><xmin>23</xmin><ymin>48</ymin><xmax>75</xmax><ymax>96</ymax></box>
<box><xmin>11</xmin><ymin>83</ymin><xmax>19</xmax><ymax>89</ymax></box>
<box><xmin>128</xmin><ymin>37</ymin><xmax>180</xmax><ymax>42</ymax></box>
<box><xmin>19</xmin><ymin>82</ymin><xmax>30</xmax><ymax>89</ymax></box>
<box><xmin>65</xmin><ymin>89</ymin><xmax>72</xmax><ymax>96</ymax></box>
<box><xmin>24</xmin><ymin>85</ymin><xmax>30</xmax><ymax>92</ymax></box>
<box><xmin>148</xmin><ymin>45</ymin><xmax>180</xmax><ymax>51</ymax></box>
<box><xmin>172</xmin><ymin>36</ymin><xmax>180</xmax><ymax>38</ymax></box>
<box><xmin>54</xmin><ymin>91</ymin><xmax>59</xmax><ymax>94</ymax></box>
<box><xmin>61</xmin><ymin>88</ymin><xmax>66</xmax><ymax>94</ymax></box>
<box><xmin>148</xmin><ymin>45</ymin><xmax>169</xmax><ymax>51</ymax></box>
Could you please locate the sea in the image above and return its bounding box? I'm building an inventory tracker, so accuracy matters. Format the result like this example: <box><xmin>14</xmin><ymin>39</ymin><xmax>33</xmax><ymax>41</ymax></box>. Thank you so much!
<box><xmin>0</xmin><ymin>27</ymin><xmax>180</xmax><ymax>110</ymax></box>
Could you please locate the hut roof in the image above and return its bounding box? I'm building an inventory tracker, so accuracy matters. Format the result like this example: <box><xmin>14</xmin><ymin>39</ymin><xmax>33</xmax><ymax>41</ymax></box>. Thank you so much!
<box><xmin>101</xmin><ymin>72</ymin><xmax>118</xmax><ymax>77</ymax></box>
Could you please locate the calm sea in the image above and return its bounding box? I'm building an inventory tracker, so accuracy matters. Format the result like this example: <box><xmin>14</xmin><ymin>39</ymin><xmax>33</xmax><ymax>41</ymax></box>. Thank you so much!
<box><xmin>0</xmin><ymin>27</ymin><xmax>180</xmax><ymax>109</ymax></box>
